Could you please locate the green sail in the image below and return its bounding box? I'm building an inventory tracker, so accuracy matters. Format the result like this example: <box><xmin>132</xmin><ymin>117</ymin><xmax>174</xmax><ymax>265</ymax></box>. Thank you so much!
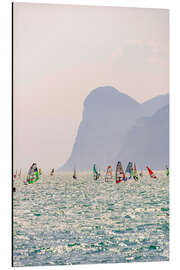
<box><xmin>93</xmin><ymin>164</ymin><xmax>98</xmax><ymax>175</ymax></box>
<box><xmin>27</xmin><ymin>164</ymin><xmax>39</xmax><ymax>184</ymax></box>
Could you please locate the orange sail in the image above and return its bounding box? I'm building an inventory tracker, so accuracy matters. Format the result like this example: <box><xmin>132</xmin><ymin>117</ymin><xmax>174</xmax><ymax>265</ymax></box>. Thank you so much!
<box><xmin>133</xmin><ymin>163</ymin><xmax>138</xmax><ymax>180</ymax></box>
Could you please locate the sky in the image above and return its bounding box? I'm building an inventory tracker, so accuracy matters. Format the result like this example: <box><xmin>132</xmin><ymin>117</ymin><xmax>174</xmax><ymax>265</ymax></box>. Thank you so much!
<box><xmin>13</xmin><ymin>3</ymin><xmax>169</xmax><ymax>171</ymax></box>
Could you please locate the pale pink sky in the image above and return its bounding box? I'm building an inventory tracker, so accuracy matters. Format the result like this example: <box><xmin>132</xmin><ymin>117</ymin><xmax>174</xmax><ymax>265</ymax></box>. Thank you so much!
<box><xmin>13</xmin><ymin>3</ymin><xmax>169</xmax><ymax>170</ymax></box>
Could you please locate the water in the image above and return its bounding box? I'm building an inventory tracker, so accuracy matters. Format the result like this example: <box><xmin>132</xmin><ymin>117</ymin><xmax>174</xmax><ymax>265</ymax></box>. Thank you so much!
<box><xmin>13</xmin><ymin>172</ymin><xmax>169</xmax><ymax>266</ymax></box>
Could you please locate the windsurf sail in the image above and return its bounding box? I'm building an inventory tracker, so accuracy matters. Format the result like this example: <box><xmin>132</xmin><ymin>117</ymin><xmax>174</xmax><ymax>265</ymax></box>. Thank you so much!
<box><xmin>26</xmin><ymin>163</ymin><xmax>39</xmax><ymax>184</ymax></box>
<box><xmin>73</xmin><ymin>168</ymin><xmax>77</xmax><ymax>179</ymax></box>
<box><xmin>125</xmin><ymin>162</ymin><xmax>133</xmax><ymax>179</ymax></box>
<box><xmin>133</xmin><ymin>163</ymin><xmax>138</xmax><ymax>180</ymax></box>
<box><xmin>116</xmin><ymin>161</ymin><xmax>126</xmax><ymax>183</ymax></box>
<box><xmin>105</xmin><ymin>165</ymin><xmax>112</xmax><ymax>182</ymax></box>
<box><xmin>93</xmin><ymin>164</ymin><xmax>100</xmax><ymax>180</ymax></box>
<box><xmin>18</xmin><ymin>168</ymin><xmax>21</xmax><ymax>178</ymax></box>
<box><xmin>13</xmin><ymin>169</ymin><xmax>17</xmax><ymax>179</ymax></box>
<box><xmin>50</xmin><ymin>168</ymin><xmax>54</xmax><ymax>176</ymax></box>
<box><xmin>139</xmin><ymin>170</ymin><xmax>143</xmax><ymax>177</ymax></box>
<box><xmin>166</xmin><ymin>166</ymin><xmax>169</xmax><ymax>176</ymax></box>
<box><xmin>146</xmin><ymin>166</ymin><xmax>157</xmax><ymax>179</ymax></box>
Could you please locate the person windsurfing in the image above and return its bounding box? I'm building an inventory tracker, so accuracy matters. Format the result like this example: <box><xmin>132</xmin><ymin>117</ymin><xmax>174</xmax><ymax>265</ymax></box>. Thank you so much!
<box><xmin>146</xmin><ymin>166</ymin><xmax>157</xmax><ymax>179</ymax></box>
<box><xmin>50</xmin><ymin>168</ymin><xmax>54</xmax><ymax>176</ymax></box>
<box><xmin>166</xmin><ymin>165</ymin><xmax>169</xmax><ymax>176</ymax></box>
<box><xmin>26</xmin><ymin>163</ymin><xmax>39</xmax><ymax>184</ymax></box>
<box><xmin>125</xmin><ymin>162</ymin><xmax>133</xmax><ymax>179</ymax></box>
<box><xmin>105</xmin><ymin>165</ymin><xmax>112</xmax><ymax>182</ymax></box>
<box><xmin>116</xmin><ymin>161</ymin><xmax>126</xmax><ymax>183</ymax></box>
<box><xmin>73</xmin><ymin>168</ymin><xmax>77</xmax><ymax>179</ymax></box>
<box><xmin>13</xmin><ymin>169</ymin><xmax>17</xmax><ymax>180</ymax></box>
<box><xmin>139</xmin><ymin>170</ymin><xmax>143</xmax><ymax>177</ymax></box>
<box><xmin>93</xmin><ymin>164</ymin><xmax>100</xmax><ymax>180</ymax></box>
<box><xmin>133</xmin><ymin>163</ymin><xmax>138</xmax><ymax>181</ymax></box>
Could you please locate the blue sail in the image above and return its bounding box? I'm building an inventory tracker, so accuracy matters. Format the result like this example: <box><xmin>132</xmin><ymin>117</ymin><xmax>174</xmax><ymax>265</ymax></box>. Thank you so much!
<box><xmin>126</xmin><ymin>162</ymin><xmax>133</xmax><ymax>173</ymax></box>
<box><xmin>125</xmin><ymin>162</ymin><xmax>133</xmax><ymax>179</ymax></box>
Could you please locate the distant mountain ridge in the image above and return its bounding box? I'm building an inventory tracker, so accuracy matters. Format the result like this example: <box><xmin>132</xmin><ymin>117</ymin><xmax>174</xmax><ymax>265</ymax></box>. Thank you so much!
<box><xmin>114</xmin><ymin>105</ymin><xmax>169</xmax><ymax>170</ymax></box>
<box><xmin>58</xmin><ymin>86</ymin><xmax>169</xmax><ymax>171</ymax></box>
<box><xmin>141</xmin><ymin>94</ymin><xmax>169</xmax><ymax>117</ymax></box>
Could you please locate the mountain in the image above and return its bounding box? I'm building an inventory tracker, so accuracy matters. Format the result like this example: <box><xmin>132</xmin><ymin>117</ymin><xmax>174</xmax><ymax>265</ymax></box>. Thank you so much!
<box><xmin>114</xmin><ymin>105</ymin><xmax>169</xmax><ymax>169</ymax></box>
<box><xmin>58</xmin><ymin>86</ymin><xmax>169</xmax><ymax>171</ymax></box>
<box><xmin>141</xmin><ymin>94</ymin><xmax>169</xmax><ymax>117</ymax></box>
<box><xmin>59</xmin><ymin>86</ymin><xmax>143</xmax><ymax>171</ymax></box>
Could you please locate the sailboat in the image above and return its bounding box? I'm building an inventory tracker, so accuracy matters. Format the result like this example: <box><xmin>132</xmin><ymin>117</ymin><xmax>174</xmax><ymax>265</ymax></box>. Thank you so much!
<box><xmin>93</xmin><ymin>164</ymin><xmax>100</xmax><ymax>180</ymax></box>
<box><xmin>73</xmin><ymin>168</ymin><xmax>77</xmax><ymax>179</ymax></box>
<box><xmin>13</xmin><ymin>169</ymin><xmax>17</xmax><ymax>179</ymax></box>
<box><xmin>146</xmin><ymin>166</ymin><xmax>157</xmax><ymax>179</ymax></box>
<box><xmin>18</xmin><ymin>168</ymin><xmax>22</xmax><ymax>179</ymax></box>
<box><xmin>133</xmin><ymin>163</ymin><xmax>138</xmax><ymax>181</ymax></box>
<box><xmin>116</xmin><ymin>161</ymin><xmax>126</xmax><ymax>183</ymax></box>
<box><xmin>39</xmin><ymin>168</ymin><xmax>42</xmax><ymax>175</ymax></box>
<box><xmin>166</xmin><ymin>165</ymin><xmax>169</xmax><ymax>176</ymax></box>
<box><xmin>26</xmin><ymin>163</ymin><xmax>39</xmax><ymax>184</ymax></box>
<box><xmin>50</xmin><ymin>168</ymin><xmax>54</xmax><ymax>176</ymax></box>
<box><xmin>105</xmin><ymin>165</ymin><xmax>113</xmax><ymax>182</ymax></box>
<box><xmin>125</xmin><ymin>162</ymin><xmax>133</xmax><ymax>179</ymax></box>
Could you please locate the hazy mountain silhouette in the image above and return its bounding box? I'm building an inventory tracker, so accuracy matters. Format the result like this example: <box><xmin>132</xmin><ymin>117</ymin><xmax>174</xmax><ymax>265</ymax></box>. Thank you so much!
<box><xmin>59</xmin><ymin>86</ymin><xmax>142</xmax><ymax>171</ymax></box>
<box><xmin>114</xmin><ymin>105</ymin><xmax>169</xmax><ymax>170</ymax></box>
<box><xmin>58</xmin><ymin>86</ymin><xmax>169</xmax><ymax>171</ymax></box>
<box><xmin>141</xmin><ymin>94</ymin><xmax>169</xmax><ymax>117</ymax></box>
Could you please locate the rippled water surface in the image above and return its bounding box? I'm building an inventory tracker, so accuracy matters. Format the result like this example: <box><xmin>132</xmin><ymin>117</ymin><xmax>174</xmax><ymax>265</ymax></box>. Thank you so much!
<box><xmin>13</xmin><ymin>172</ymin><xmax>169</xmax><ymax>266</ymax></box>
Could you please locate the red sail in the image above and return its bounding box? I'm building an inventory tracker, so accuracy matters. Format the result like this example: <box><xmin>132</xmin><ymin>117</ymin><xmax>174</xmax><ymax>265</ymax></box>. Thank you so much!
<box><xmin>146</xmin><ymin>166</ymin><xmax>157</xmax><ymax>179</ymax></box>
<box><xmin>146</xmin><ymin>166</ymin><xmax>153</xmax><ymax>175</ymax></box>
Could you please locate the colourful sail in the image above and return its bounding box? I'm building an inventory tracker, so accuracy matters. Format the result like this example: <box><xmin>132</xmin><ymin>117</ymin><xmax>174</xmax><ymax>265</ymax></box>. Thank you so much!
<box><xmin>105</xmin><ymin>165</ymin><xmax>112</xmax><ymax>182</ymax></box>
<box><xmin>146</xmin><ymin>166</ymin><xmax>157</xmax><ymax>179</ymax></box>
<box><xmin>133</xmin><ymin>163</ymin><xmax>138</xmax><ymax>180</ymax></box>
<box><xmin>116</xmin><ymin>161</ymin><xmax>126</xmax><ymax>183</ymax></box>
<box><xmin>125</xmin><ymin>162</ymin><xmax>133</xmax><ymax>179</ymax></box>
<box><xmin>93</xmin><ymin>164</ymin><xmax>100</xmax><ymax>180</ymax></box>
<box><xmin>26</xmin><ymin>163</ymin><xmax>39</xmax><ymax>184</ymax></box>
